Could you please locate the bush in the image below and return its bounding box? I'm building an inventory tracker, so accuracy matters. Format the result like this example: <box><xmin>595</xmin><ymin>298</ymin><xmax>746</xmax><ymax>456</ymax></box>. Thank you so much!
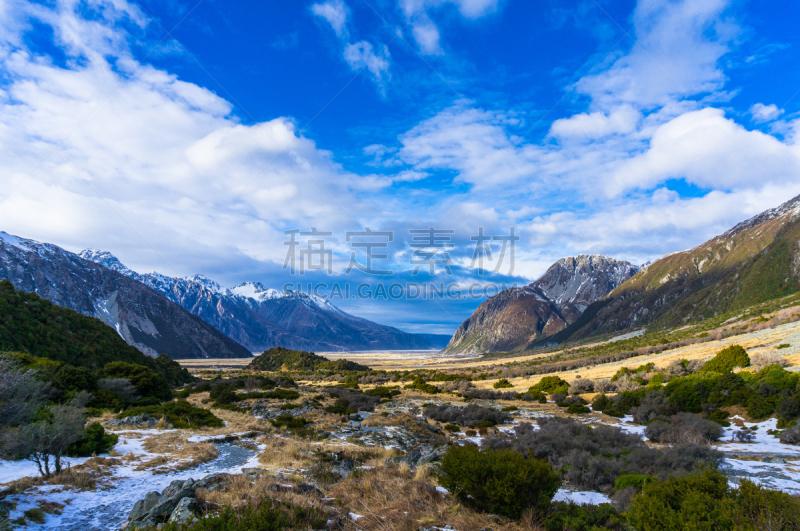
<box><xmin>66</xmin><ymin>423</ymin><xmax>118</xmax><ymax>457</ymax></box>
<box><xmin>484</xmin><ymin>417</ymin><xmax>723</xmax><ymax>493</ymax></box>
<box><xmin>628</xmin><ymin>468</ymin><xmax>734</xmax><ymax>530</ymax></box>
<box><xmin>613</xmin><ymin>473</ymin><xmax>655</xmax><ymax>493</ymax></box>
<box><xmin>444</xmin><ymin>423</ymin><xmax>461</xmax><ymax>432</ymax></box>
<box><xmin>100</xmin><ymin>361</ymin><xmax>172</xmax><ymax>402</ymax></box>
<box><xmin>236</xmin><ymin>389</ymin><xmax>300</xmax><ymax>401</ymax></box>
<box><xmin>518</xmin><ymin>390</ymin><xmax>547</xmax><ymax>403</ymax></box>
<box><xmin>732</xmin><ymin>429</ymin><xmax>755</xmax><ymax>443</ymax></box>
<box><xmin>644</xmin><ymin>413</ymin><xmax>723</xmax><ymax>445</ymax></box>
<box><xmin>530</xmin><ymin>376</ymin><xmax>569</xmax><ymax>394</ymax></box>
<box><xmin>423</xmin><ymin>404</ymin><xmax>510</xmax><ymax>427</ymax></box>
<box><xmin>364</xmin><ymin>386</ymin><xmax>400</xmax><ymax>399</ymax></box>
<box><xmin>493</xmin><ymin>379</ymin><xmax>513</xmax><ymax>389</ymax></box>
<box><xmin>270</xmin><ymin>415</ymin><xmax>310</xmax><ymax>429</ymax></box>
<box><xmin>157</xmin><ymin>498</ymin><xmax>322</xmax><ymax>531</ymax></box>
<box><xmin>700</xmin><ymin>345</ymin><xmax>750</xmax><ymax>373</ymax></box>
<box><xmin>566</xmin><ymin>403</ymin><xmax>590</xmax><ymax>414</ymax></box>
<box><xmin>406</xmin><ymin>377</ymin><xmax>440</xmax><ymax>394</ymax></box>
<box><xmin>439</xmin><ymin>444</ymin><xmax>561</xmax><ymax>519</ymax></box>
<box><xmin>569</xmin><ymin>379</ymin><xmax>594</xmax><ymax>395</ymax></box>
<box><xmin>544</xmin><ymin>502</ymin><xmax>623</xmax><ymax>531</ymax></box>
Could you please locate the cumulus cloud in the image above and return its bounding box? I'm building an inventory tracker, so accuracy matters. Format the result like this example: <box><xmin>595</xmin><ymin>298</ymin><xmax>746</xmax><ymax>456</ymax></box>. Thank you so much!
<box><xmin>398</xmin><ymin>0</ymin><xmax>501</xmax><ymax>55</ymax></box>
<box><xmin>311</xmin><ymin>0</ymin><xmax>349</xmax><ymax>38</ymax></box>
<box><xmin>750</xmin><ymin>103</ymin><xmax>784</xmax><ymax>123</ymax></box>
<box><xmin>550</xmin><ymin>105</ymin><xmax>641</xmax><ymax>141</ymax></box>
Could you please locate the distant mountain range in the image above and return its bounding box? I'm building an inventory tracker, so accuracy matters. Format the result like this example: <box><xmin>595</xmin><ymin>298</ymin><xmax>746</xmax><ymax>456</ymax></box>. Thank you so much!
<box><xmin>550</xmin><ymin>193</ymin><xmax>800</xmax><ymax>343</ymax></box>
<box><xmin>0</xmin><ymin>233</ymin><xmax>251</xmax><ymax>359</ymax></box>
<box><xmin>444</xmin><ymin>255</ymin><xmax>638</xmax><ymax>354</ymax></box>
<box><xmin>79</xmin><ymin>250</ymin><xmax>450</xmax><ymax>353</ymax></box>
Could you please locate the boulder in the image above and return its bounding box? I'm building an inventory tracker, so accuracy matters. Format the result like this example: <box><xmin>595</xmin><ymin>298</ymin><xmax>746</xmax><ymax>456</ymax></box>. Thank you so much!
<box><xmin>126</xmin><ymin>491</ymin><xmax>164</xmax><ymax>525</ymax></box>
<box><xmin>331</xmin><ymin>459</ymin><xmax>354</xmax><ymax>478</ymax></box>
<box><xmin>167</xmin><ymin>496</ymin><xmax>197</xmax><ymax>525</ymax></box>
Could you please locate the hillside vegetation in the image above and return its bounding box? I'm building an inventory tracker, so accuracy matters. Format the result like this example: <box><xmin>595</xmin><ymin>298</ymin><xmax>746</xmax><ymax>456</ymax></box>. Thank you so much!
<box><xmin>247</xmin><ymin>347</ymin><xmax>371</xmax><ymax>372</ymax></box>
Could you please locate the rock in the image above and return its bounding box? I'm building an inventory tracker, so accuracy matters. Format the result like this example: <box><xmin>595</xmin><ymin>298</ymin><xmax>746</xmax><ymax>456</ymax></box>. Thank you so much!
<box><xmin>167</xmin><ymin>496</ymin><xmax>197</xmax><ymax>525</ymax></box>
<box><xmin>242</xmin><ymin>467</ymin><xmax>271</xmax><ymax>478</ymax></box>
<box><xmin>126</xmin><ymin>491</ymin><xmax>164</xmax><ymax>525</ymax></box>
<box><xmin>106</xmin><ymin>413</ymin><xmax>159</xmax><ymax>428</ymax></box>
<box><xmin>387</xmin><ymin>444</ymin><xmax>446</xmax><ymax>469</ymax></box>
<box><xmin>195</xmin><ymin>473</ymin><xmax>231</xmax><ymax>492</ymax></box>
<box><xmin>297</xmin><ymin>483</ymin><xmax>324</xmax><ymax>497</ymax></box>
<box><xmin>331</xmin><ymin>459</ymin><xmax>354</xmax><ymax>478</ymax></box>
<box><xmin>762</xmin><ymin>456</ymin><xmax>786</xmax><ymax>464</ymax></box>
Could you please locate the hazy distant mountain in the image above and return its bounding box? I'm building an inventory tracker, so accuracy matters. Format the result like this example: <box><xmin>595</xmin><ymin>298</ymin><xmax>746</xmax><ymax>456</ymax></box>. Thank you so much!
<box><xmin>444</xmin><ymin>255</ymin><xmax>638</xmax><ymax>354</ymax></box>
<box><xmin>551</xmin><ymin>194</ymin><xmax>800</xmax><ymax>343</ymax></box>
<box><xmin>80</xmin><ymin>250</ymin><xmax>450</xmax><ymax>352</ymax></box>
<box><xmin>0</xmin><ymin>232</ymin><xmax>252</xmax><ymax>359</ymax></box>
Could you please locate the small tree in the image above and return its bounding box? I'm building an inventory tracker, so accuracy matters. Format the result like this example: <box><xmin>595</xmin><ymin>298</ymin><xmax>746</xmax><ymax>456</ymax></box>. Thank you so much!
<box><xmin>12</xmin><ymin>393</ymin><xmax>89</xmax><ymax>476</ymax></box>
<box><xmin>439</xmin><ymin>444</ymin><xmax>561</xmax><ymax>519</ymax></box>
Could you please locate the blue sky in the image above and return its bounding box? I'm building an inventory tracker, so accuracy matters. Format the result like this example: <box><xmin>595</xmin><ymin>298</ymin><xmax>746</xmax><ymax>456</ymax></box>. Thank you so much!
<box><xmin>1</xmin><ymin>0</ymin><xmax>800</xmax><ymax>335</ymax></box>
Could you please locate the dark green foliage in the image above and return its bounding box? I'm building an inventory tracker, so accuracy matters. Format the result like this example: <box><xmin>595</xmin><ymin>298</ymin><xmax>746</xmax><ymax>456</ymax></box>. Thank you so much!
<box><xmin>66</xmin><ymin>422</ymin><xmax>118</xmax><ymax>457</ymax></box>
<box><xmin>439</xmin><ymin>444</ymin><xmax>561</xmax><ymax>519</ymax></box>
<box><xmin>566</xmin><ymin>403</ymin><xmax>591</xmax><ymax>414</ymax></box>
<box><xmin>493</xmin><ymin>379</ymin><xmax>513</xmax><ymax>389</ymax></box>
<box><xmin>627</xmin><ymin>468</ymin><xmax>800</xmax><ymax>531</ymax></box>
<box><xmin>529</xmin><ymin>376</ymin><xmax>569</xmax><ymax>394</ymax></box>
<box><xmin>364</xmin><ymin>386</ymin><xmax>401</xmax><ymax>399</ymax></box>
<box><xmin>611</xmin><ymin>363</ymin><xmax>655</xmax><ymax>382</ymax></box>
<box><xmin>23</xmin><ymin>508</ymin><xmax>46</xmax><ymax>524</ymax></box>
<box><xmin>700</xmin><ymin>345</ymin><xmax>750</xmax><ymax>373</ymax></box>
<box><xmin>444</xmin><ymin>423</ymin><xmax>461</xmax><ymax>432</ymax></box>
<box><xmin>628</xmin><ymin>468</ymin><xmax>734</xmax><ymax>530</ymax></box>
<box><xmin>120</xmin><ymin>400</ymin><xmax>223</xmax><ymax>428</ymax></box>
<box><xmin>406</xmin><ymin>377</ymin><xmax>440</xmax><ymax>394</ymax></box>
<box><xmin>613</xmin><ymin>473</ymin><xmax>655</xmax><ymax>493</ymax></box>
<box><xmin>544</xmin><ymin>502</ymin><xmax>623</xmax><ymax>531</ymax></box>
<box><xmin>247</xmin><ymin>347</ymin><xmax>369</xmax><ymax>372</ymax></box>
<box><xmin>519</xmin><ymin>390</ymin><xmax>547</xmax><ymax>403</ymax></box>
<box><xmin>100</xmin><ymin>362</ymin><xmax>172</xmax><ymax>402</ymax></box>
<box><xmin>324</xmin><ymin>398</ymin><xmax>355</xmax><ymax>415</ymax></box>
<box><xmin>0</xmin><ymin>281</ymin><xmax>191</xmax><ymax>388</ymax></box>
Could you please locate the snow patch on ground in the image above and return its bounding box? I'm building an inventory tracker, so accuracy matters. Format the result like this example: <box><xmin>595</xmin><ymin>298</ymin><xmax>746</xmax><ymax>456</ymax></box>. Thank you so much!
<box><xmin>553</xmin><ymin>489</ymin><xmax>612</xmax><ymax>505</ymax></box>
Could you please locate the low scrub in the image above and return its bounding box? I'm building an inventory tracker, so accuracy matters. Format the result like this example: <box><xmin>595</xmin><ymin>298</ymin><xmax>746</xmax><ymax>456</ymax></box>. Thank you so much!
<box><xmin>644</xmin><ymin>413</ymin><xmax>724</xmax><ymax>445</ymax></box>
<box><xmin>439</xmin><ymin>444</ymin><xmax>561</xmax><ymax>519</ymax></box>
<box><xmin>423</xmin><ymin>404</ymin><xmax>510</xmax><ymax>427</ymax></box>
<box><xmin>700</xmin><ymin>344</ymin><xmax>750</xmax><ymax>373</ymax></box>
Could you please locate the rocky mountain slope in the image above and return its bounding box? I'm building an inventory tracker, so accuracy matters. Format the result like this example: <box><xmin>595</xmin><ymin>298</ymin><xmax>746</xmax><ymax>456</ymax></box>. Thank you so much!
<box><xmin>80</xmin><ymin>250</ymin><xmax>449</xmax><ymax>353</ymax></box>
<box><xmin>0</xmin><ymin>232</ymin><xmax>252</xmax><ymax>359</ymax></box>
<box><xmin>444</xmin><ymin>255</ymin><xmax>638</xmax><ymax>354</ymax></box>
<box><xmin>550</xmin><ymin>194</ymin><xmax>800</xmax><ymax>343</ymax></box>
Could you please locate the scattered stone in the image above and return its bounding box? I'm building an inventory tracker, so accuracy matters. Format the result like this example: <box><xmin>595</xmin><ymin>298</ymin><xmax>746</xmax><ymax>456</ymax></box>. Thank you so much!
<box><xmin>762</xmin><ymin>456</ymin><xmax>787</xmax><ymax>464</ymax></box>
<box><xmin>331</xmin><ymin>459</ymin><xmax>354</xmax><ymax>478</ymax></box>
<box><xmin>297</xmin><ymin>483</ymin><xmax>325</xmax><ymax>497</ymax></box>
<box><xmin>387</xmin><ymin>444</ymin><xmax>446</xmax><ymax>469</ymax></box>
<box><xmin>105</xmin><ymin>414</ymin><xmax>159</xmax><ymax>428</ymax></box>
<box><xmin>167</xmin><ymin>497</ymin><xmax>196</xmax><ymax>525</ymax></box>
<box><xmin>125</xmin><ymin>474</ymin><xmax>231</xmax><ymax>529</ymax></box>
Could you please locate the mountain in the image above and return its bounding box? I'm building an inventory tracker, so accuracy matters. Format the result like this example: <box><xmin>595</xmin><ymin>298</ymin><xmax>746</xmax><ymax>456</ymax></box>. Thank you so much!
<box><xmin>444</xmin><ymin>255</ymin><xmax>638</xmax><ymax>354</ymax></box>
<box><xmin>0</xmin><ymin>279</ymin><xmax>192</xmax><ymax>385</ymax></box>
<box><xmin>79</xmin><ymin>250</ymin><xmax>450</xmax><ymax>353</ymax></box>
<box><xmin>550</xmin><ymin>194</ymin><xmax>800</xmax><ymax>343</ymax></box>
<box><xmin>0</xmin><ymin>232</ymin><xmax>252</xmax><ymax>359</ymax></box>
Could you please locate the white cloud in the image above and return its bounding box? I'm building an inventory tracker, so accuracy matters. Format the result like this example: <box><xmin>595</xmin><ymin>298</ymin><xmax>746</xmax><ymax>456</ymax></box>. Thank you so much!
<box><xmin>343</xmin><ymin>41</ymin><xmax>391</xmax><ymax>87</ymax></box>
<box><xmin>550</xmin><ymin>105</ymin><xmax>641</xmax><ymax>141</ymax></box>
<box><xmin>311</xmin><ymin>0</ymin><xmax>349</xmax><ymax>38</ymax></box>
<box><xmin>610</xmin><ymin>108</ymin><xmax>800</xmax><ymax>196</ymax></box>
<box><xmin>575</xmin><ymin>0</ymin><xmax>738</xmax><ymax>110</ymax></box>
<box><xmin>750</xmin><ymin>102</ymin><xmax>784</xmax><ymax>123</ymax></box>
<box><xmin>399</xmin><ymin>0</ymin><xmax>500</xmax><ymax>55</ymax></box>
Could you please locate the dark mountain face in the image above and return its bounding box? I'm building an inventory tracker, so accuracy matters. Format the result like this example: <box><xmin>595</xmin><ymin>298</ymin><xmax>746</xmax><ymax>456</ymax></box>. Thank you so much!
<box><xmin>0</xmin><ymin>233</ymin><xmax>252</xmax><ymax>359</ymax></box>
<box><xmin>444</xmin><ymin>255</ymin><xmax>638</xmax><ymax>354</ymax></box>
<box><xmin>79</xmin><ymin>250</ymin><xmax>450</xmax><ymax>353</ymax></box>
<box><xmin>553</xmin><ymin>194</ymin><xmax>800</xmax><ymax>343</ymax></box>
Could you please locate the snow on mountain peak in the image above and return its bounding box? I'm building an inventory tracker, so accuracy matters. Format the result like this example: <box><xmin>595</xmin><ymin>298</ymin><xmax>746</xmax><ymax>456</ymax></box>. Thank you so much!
<box><xmin>78</xmin><ymin>249</ymin><xmax>134</xmax><ymax>275</ymax></box>
<box><xmin>0</xmin><ymin>231</ymin><xmax>34</xmax><ymax>252</ymax></box>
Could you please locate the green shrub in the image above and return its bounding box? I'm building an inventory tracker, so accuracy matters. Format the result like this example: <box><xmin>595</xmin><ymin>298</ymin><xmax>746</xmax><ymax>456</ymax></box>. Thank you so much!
<box><xmin>475</xmin><ymin>420</ymin><xmax>495</xmax><ymax>429</ymax></box>
<box><xmin>519</xmin><ymin>390</ymin><xmax>547</xmax><ymax>403</ymax></box>
<box><xmin>544</xmin><ymin>502</ymin><xmax>623</xmax><ymax>531</ymax></box>
<box><xmin>156</xmin><ymin>498</ymin><xmax>321</xmax><ymax>531</ymax></box>
<box><xmin>776</xmin><ymin>343</ymin><xmax>790</xmax><ymax>349</ymax></box>
<box><xmin>23</xmin><ymin>508</ymin><xmax>46</xmax><ymax>524</ymax></box>
<box><xmin>406</xmin><ymin>377</ymin><xmax>440</xmax><ymax>394</ymax></box>
<box><xmin>530</xmin><ymin>376</ymin><xmax>569</xmax><ymax>394</ymax></box>
<box><xmin>501</xmin><ymin>406</ymin><xmax>518</xmax><ymax>412</ymax></box>
<box><xmin>627</xmin><ymin>468</ymin><xmax>735</xmax><ymax>530</ymax></box>
<box><xmin>444</xmin><ymin>423</ymin><xmax>461</xmax><ymax>432</ymax></box>
<box><xmin>493</xmin><ymin>379</ymin><xmax>513</xmax><ymax>389</ymax></box>
<box><xmin>324</xmin><ymin>398</ymin><xmax>355</xmax><ymax>415</ymax></box>
<box><xmin>735</xmin><ymin>478</ymin><xmax>800</xmax><ymax>529</ymax></box>
<box><xmin>364</xmin><ymin>386</ymin><xmax>401</xmax><ymax>399</ymax></box>
<box><xmin>700</xmin><ymin>345</ymin><xmax>750</xmax><ymax>373</ymax></box>
<box><xmin>100</xmin><ymin>361</ymin><xmax>173</xmax><ymax>401</ymax></box>
<box><xmin>280</xmin><ymin>403</ymin><xmax>301</xmax><ymax>410</ymax></box>
<box><xmin>439</xmin><ymin>444</ymin><xmax>561</xmax><ymax>519</ymax></box>
<box><xmin>613</xmin><ymin>473</ymin><xmax>655</xmax><ymax>493</ymax></box>
<box><xmin>566</xmin><ymin>403</ymin><xmax>590</xmax><ymax>414</ymax></box>
<box><xmin>269</xmin><ymin>415</ymin><xmax>310</xmax><ymax>429</ymax></box>
<box><xmin>66</xmin><ymin>423</ymin><xmax>119</xmax><ymax>457</ymax></box>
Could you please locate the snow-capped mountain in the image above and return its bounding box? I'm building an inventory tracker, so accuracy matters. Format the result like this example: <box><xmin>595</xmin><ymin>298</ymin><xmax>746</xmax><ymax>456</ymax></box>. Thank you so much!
<box><xmin>0</xmin><ymin>233</ymin><xmax>252</xmax><ymax>359</ymax></box>
<box><xmin>79</xmin><ymin>250</ymin><xmax>448</xmax><ymax>352</ymax></box>
<box><xmin>444</xmin><ymin>255</ymin><xmax>639</xmax><ymax>354</ymax></box>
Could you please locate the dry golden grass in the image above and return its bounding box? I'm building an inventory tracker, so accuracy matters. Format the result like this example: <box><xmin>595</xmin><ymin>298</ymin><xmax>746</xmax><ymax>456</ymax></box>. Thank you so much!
<box><xmin>138</xmin><ymin>435</ymin><xmax>219</xmax><ymax>473</ymax></box>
